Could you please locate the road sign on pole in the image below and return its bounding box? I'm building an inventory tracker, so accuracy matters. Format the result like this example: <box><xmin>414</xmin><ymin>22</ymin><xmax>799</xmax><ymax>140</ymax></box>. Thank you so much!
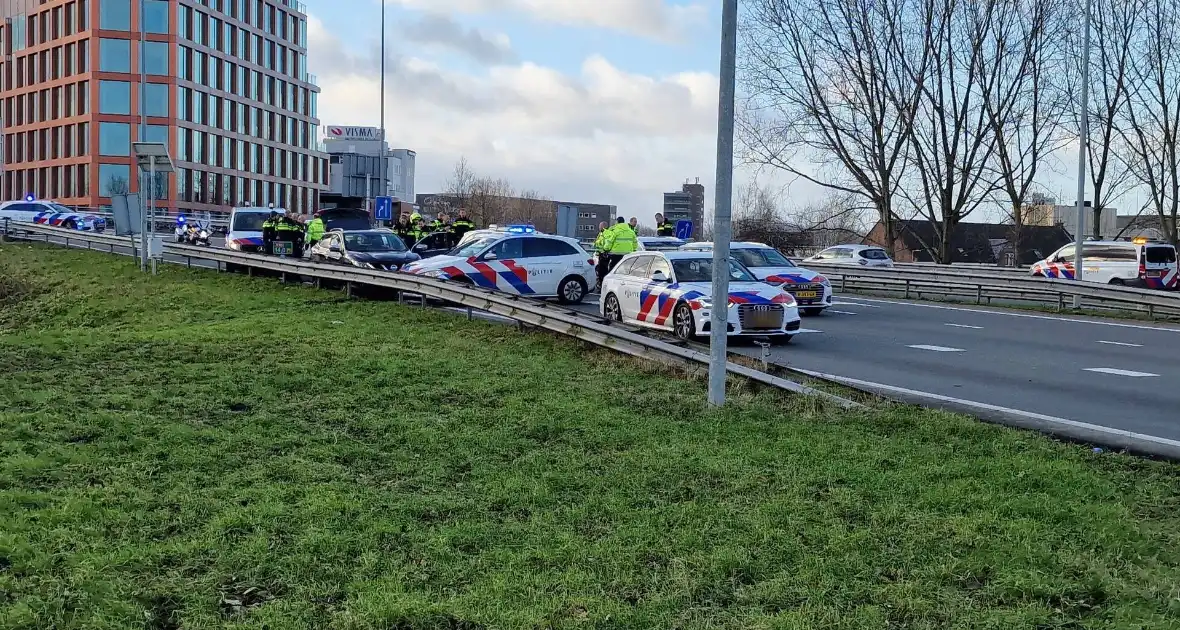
<box><xmin>675</xmin><ymin>220</ymin><xmax>694</xmax><ymax>240</ymax></box>
<box><xmin>375</xmin><ymin>196</ymin><xmax>393</xmax><ymax>221</ymax></box>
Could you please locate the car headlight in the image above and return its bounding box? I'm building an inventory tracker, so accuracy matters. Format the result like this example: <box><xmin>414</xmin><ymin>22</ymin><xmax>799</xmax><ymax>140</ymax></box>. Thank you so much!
<box><xmin>200</xmin><ymin>230</ymin><xmax>209</xmax><ymax>238</ymax></box>
<box><xmin>423</xmin><ymin>269</ymin><xmax>450</xmax><ymax>279</ymax></box>
<box><xmin>814</xmin><ymin>274</ymin><xmax>830</xmax><ymax>286</ymax></box>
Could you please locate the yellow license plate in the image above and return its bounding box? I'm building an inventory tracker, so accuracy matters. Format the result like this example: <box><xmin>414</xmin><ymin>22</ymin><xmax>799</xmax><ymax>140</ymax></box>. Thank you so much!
<box><xmin>794</xmin><ymin>291</ymin><xmax>818</xmax><ymax>298</ymax></box>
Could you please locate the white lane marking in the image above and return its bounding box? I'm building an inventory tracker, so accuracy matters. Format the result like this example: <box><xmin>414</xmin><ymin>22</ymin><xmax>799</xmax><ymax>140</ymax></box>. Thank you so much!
<box><xmin>1084</xmin><ymin>368</ymin><xmax>1160</xmax><ymax>377</ymax></box>
<box><xmin>1096</xmin><ymin>340</ymin><xmax>1143</xmax><ymax>347</ymax></box>
<box><xmin>908</xmin><ymin>344</ymin><xmax>965</xmax><ymax>352</ymax></box>
<box><xmin>792</xmin><ymin>368</ymin><xmax>1180</xmax><ymax>449</ymax></box>
<box><xmin>840</xmin><ymin>295</ymin><xmax>1180</xmax><ymax>333</ymax></box>
<box><xmin>834</xmin><ymin>301</ymin><xmax>880</xmax><ymax>308</ymax></box>
<box><xmin>945</xmin><ymin>323</ymin><xmax>983</xmax><ymax>329</ymax></box>
<box><xmin>829</xmin><ymin>310</ymin><xmax>858</xmax><ymax>315</ymax></box>
<box><xmin>795</xmin><ymin>328</ymin><xmax>824</xmax><ymax>334</ymax></box>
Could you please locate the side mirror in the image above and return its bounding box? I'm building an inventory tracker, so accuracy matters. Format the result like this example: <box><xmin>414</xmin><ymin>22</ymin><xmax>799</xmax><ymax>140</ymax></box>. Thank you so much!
<box><xmin>651</xmin><ymin>270</ymin><xmax>669</xmax><ymax>283</ymax></box>
<box><xmin>413</xmin><ymin>243</ymin><xmax>427</xmax><ymax>251</ymax></box>
<box><xmin>483</xmin><ymin>252</ymin><xmax>499</xmax><ymax>261</ymax></box>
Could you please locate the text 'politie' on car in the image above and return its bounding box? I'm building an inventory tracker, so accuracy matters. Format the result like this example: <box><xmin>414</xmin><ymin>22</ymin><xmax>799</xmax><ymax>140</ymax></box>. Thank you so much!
<box><xmin>680</xmin><ymin>242</ymin><xmax>834</xmax><ymax>315</ymax></box>
<box><xmin>402</xmin><ymin>225</ymin><xmax>598</xmax><ymax>304</ymax></box>
<box><xmin>599</xmin><ymin>251</ymin><xmax>802</xmax><ymax>343</ymax></box>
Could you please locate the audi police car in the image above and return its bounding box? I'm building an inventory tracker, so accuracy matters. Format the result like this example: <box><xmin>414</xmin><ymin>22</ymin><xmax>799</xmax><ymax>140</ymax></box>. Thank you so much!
<box><xmin>0</xmin><ymin>196</ymin><xmax>107</xmax><ymax>232</ymax></box>
<box><xmin>600</xmin><ymin>250</ymin><xmax>802</xmax><ymax>343</ymax></box>
<box><xmin>681</xmin><ymin>241</ymin><xmax>832</xmax><ymax>315</ymax></box>
<box><xmin>402</xmin><ymin>226</ymin><xmax>597</xmax><ymax>304</ymax></box>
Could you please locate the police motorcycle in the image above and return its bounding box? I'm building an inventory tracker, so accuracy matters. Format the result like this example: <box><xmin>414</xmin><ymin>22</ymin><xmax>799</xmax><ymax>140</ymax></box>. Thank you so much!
<box><xmin>185</xmin><ymin>221</ymin><xmax>212</xmax><ymax>246</ymax></box>
<box><xmin>174</xmin><ymin>216</ymin><xmax>189</xmax><ymax>243</ymax></box>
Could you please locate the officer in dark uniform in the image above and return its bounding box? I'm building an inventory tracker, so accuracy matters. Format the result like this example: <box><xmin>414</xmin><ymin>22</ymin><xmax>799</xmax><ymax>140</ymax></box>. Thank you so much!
<box><xmin>262</xmin><ymin>211</ymin><xmax>280</xmax><ymax>255</ymax></box>
<box><xmin>655</xmin><ymin>212</ymin><xmax>676</xmax><ymax>237</ymax></box>
<box><xmin>395</xmin><ymin>211</ymin><xmax>412</xmax><ymax>244</ymax></box>
<box><xmin>451</xmin><ymin>209</ymin><xmax>476</xmax><ymax>243</ymax></box>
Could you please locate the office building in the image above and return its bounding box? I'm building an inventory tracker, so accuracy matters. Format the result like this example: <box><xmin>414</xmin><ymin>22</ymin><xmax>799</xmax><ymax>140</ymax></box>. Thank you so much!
<box><xmin>323</xmin><ymin>125</ymin><xmax>415</xmax><ymax>201</ymax></box>
<box><xmin>663</xmin><ymin>179</ymin><xmax>704</xmax><ymax>236</ymax></box>
<box><xmin>1024</xmin><ymin>197</ymin><xmax>1119</xmax><ymax>240</ymax></box>
<box><xmin>0</xmin><ymin>0</ymin><xmax>327</xmax><ymax>213</ymax></box>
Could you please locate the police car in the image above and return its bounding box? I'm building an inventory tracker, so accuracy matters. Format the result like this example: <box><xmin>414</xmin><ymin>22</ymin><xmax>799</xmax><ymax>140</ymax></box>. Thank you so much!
<box><xmin>0</xmin><ymin>196</ymin><xmax>107</xmax><ymax>231</ymax></box>
<box><xmin>680</xmin><ymin>242</ymin><xmax>833</xmax><ymax>315</ymax></box>
<box><xmin>1030</xmin><ymin>238</ymin><xmax>1180</xmax><ymax>289</ymax></box>
<box><xmin>638</xmin><ymin>236</ymin><xmax>689</xmax><ymax>251</ymax></box>
<box><xmin>224</xmin><ymin>204</ymin><xmax>279</xmax><ymax>253</ymax></box>
<box><xmin>600</xmin><ymin>250</ymin><xmax>802</xmax><ymax>343</ymax></box>
<box><xmin>402</xmin><ymin>225</ymin><xmax>597</xmax><ymax>304</ymax></box>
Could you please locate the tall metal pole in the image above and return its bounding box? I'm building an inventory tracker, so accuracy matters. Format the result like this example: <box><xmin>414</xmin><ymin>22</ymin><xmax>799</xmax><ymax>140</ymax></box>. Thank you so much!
<box><xmin>379</xmin><ymin>0</ymin><xmax>387</xmax><ymax>203</ymax></box>
<box><xmin>139</xmin><ymin>0</ymin><xmax>150</xmax><ymax>263</ymax></box>
<box><xmin>708</xmin><ymin>0</ymin><xmax>739</xmax><ymax>407</ymax></box>
<box><xmin>149</xmin><ymin>159</ymin><xmax>157</xmax><ymax>274</ymax></box>
<box><xmin>1072</xmin><ymin>0</ymin><xmax>1092</xmax><ymax>308</ymax></box>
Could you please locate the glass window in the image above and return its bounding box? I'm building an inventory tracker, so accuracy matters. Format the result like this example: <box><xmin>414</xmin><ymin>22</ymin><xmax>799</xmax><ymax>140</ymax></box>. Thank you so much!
<box><xmin>179</xmin><ymin>46</ymin><xmax>189</xmax><ymax>80</ymax></box>
<box><xmin>178</xmin><ymin>87</ymin><xmax>190</xmax><ymax>121</ymax></box>
<box><xmin>627</xmin><ymin>256</ymin><xmax>654</xmax><ymax>278</ymax></box>
<box><xmin>523</xmin><ymin>238</ymin><xmax>578</xmax><ymax>258</ymax></box>
<box><xmin>1146</xmin><ymin>246</ymin><xmax>1178</xmax><ymax>264</ymax></box>
<box><xmin>143</xmin><ymin>0</ymin><xmax>169</xmax><ymax>33</ymax></box>
<box><xmin>731</xmin><ymin>247</ymin><xmax>795</xmax><ymax>268</ymax></box>
<box><xmin>1054</xmin><ymin>245</ymin><xmax>1075</xmax><ymax>262</ymax></box>
<box><xmin>145</xmin><ymin>124</ymin><xmax>169</xmax><ymax>148</ymax></box>
<box><xmin>98</xmin><ymin>80</ymin><xmax>131</xmax><ymax>114</ymax></box>
<box><xmin>144</xmin><ymin>83</ymin><xmax>168</xmax><ymax>116</ymax></box>
<box><xmin>99</xmin><ymin>164</ymin><xmax>131</xmax><ymax>197</ymax></box>
<box><xmin>98</xmin><ymin>122</ymin><xmax>130</xmax><ymax>155</ymax></box>
<box><xmin>99</xmin><ymin>0</ymin><xmax>130</xmax><ymax>30</ymax></box>
<box><xmin>179</xmin><ymin>5</ymin><xmax>189</xmax><ymax>38</ymax></box>
<box><xmin>193</xmin><ymin>12</ymin><xmax>205</xmax><ymax>46</ymax></box>
<box><xmin>98</xmin><ymin>38</ymin><xmax>131</xmax><ymax>72</ymax></box>
<box><xmin>178</xmin><ymin>128</ymin><xmax>187</xmax><ymax>160</ymax></box>
<box><xmin>194</xmin><ymin>91</ymin><xmax>204</xmax><ymax>124</ymax></box>
<box><xmin>141</xmin><ymin>41</ymin><xmax>169</xmax><ymax>75</ymax></box>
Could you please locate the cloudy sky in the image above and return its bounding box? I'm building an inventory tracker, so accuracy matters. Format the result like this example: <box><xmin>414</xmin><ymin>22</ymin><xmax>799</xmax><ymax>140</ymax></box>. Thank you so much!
<box><xmin>306</xmin><ymin>0</ymin><xmax>726</xmax><ymax>223</ymax></box>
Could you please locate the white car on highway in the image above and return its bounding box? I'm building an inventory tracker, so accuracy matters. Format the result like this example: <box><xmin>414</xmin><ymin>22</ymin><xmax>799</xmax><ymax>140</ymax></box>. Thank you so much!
<box><xmin>403</xmin><ymin>226</ymin><xmax>597</xmax><ymax>304</ymax></box>
<box><xmin>0</xmin><ymin>197</ymin><xmax>107</xmax><ymax>232</ymax></box>
<box><xmin>1030</xmin><ymin>239</ymin><xmax>1180</xmax><ymax>290</ymax></box>
<box><xmin>599</xmin><ymin>251</ymin><xmax>802</xmax><ymax>343</ymax></box>
<box><xmin>681</xmin><ymin>241</ymin><xmax>833</xmax><ymax>315</ymax></box>
<box><xmin>803</xmin><ymin>244</ymin><xmax>894</xmax><ymax>268</ymax></box>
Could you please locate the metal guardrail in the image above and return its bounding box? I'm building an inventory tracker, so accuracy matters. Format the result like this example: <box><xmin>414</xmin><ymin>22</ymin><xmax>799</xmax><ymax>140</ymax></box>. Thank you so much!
<box><xmin>803</xmin><ymin>261</ymin><xmax>1180</xmax><ymax>318</ymax></box>
<box><xmin>0</xmin><ymin>221</ymin><xmax>857</xmax><ymax>408</ymax></box>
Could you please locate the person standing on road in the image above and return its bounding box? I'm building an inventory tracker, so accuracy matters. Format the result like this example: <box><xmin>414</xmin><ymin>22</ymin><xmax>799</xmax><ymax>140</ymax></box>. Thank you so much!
<box><xmin>655</xmin><ymin>213</ymin><xmax>675</xmax><ymax>237</ymax></box>
<box><xmin>593</xmin><ymin>221</ymin><xmax>611</xmax><ymax>288</ymax></box>
<box><xmin>262</xmin><ymin>211</ymin><xmax>280</xmax><ymax>255</ymax></box>
<box><xmin>395</xmin><ymin>211</ymin><xmax>412</xmax><ymax>243</ymax></box>
<box><xmin>451</xmin><ymin>209</ymin><xmax>476</xmax><ymax>243</ymax></box>
<box><xmin>604</xmin><ymin>217</ymin><xmax>638</xmax><ymax>272</ymax></box>
<box><xmin>629</xmin><ymin>217</ymin><xmax>639</xmax><ymax>232</ymax></box>
<box><xmin>305</xmin><ymin>211</ymin><xmax>325</xmax><ymax>250</ymax></box>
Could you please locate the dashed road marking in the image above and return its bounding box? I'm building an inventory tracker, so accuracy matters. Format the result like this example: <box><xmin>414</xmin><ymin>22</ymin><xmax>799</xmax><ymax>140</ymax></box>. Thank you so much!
<box><xmin>829</xmin><ymin>310</ymin><xmax>858</xmax><ymax>315</ymax></box>
<box><xmin>908</xmin><ymin>344</ymin><xmax>965</xmax><ymax>352</ymax></box>
<box><xmin>795</xmin><ymin>328</ymin><xmax>825</xmax><ymax>334</ymax></box>
<box><xmin>1084</xmin><ymin>368</ymin><xmax>1159</xmax><ymax>377</ymax></box>
<box><xmin>1096</xmin><ymin>340</ymin><xmax>1143</xmax><ymax>347</ymax></box>
<box><xmin>840</xmin><ymin>296</ymin><xmax>1180</xmax><ymax>332</ymax></box>
<box><xmin>945</xmin><ymin>323</ymin><xmax>983</xmax><ymax>329</ymax></box>
<box><xmin>834</xmin><ymin>301</ymin><xmax>880</xmax><ymax>308</ymax></box>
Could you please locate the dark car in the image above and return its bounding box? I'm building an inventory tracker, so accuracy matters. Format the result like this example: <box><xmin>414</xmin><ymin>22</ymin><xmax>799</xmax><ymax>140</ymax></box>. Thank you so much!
<box><xmin>409</xmin><ymin>230</ymin><xmax>456</xmax><ymax>259</ymax></box>
<box><xmin>310</xmin><ymin>229</ymin><xmax>421</xmax><ymax>270</ymax></box>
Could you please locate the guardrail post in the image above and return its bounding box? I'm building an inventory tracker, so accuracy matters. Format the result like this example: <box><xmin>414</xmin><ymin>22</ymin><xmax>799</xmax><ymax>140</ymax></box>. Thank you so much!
<box><xmin>904</xmin><ymin>279</ymin><xmax>910</xmax><ymax>299</ymax></box>
<box><xmin>467</xmin><ymin>306</ymin><xmax>473</xmax><ymax>320</ymax></box>
<box><xmin>1149</xmin><ymin>303</ymin><xmax>1155</xmax><ymax>318</ymax></box>
<box><xmin>346</xmin><ymin>281</ymin><xmax>353</xmax><ymax>298</ymax></box>
<box><xmin>840</xmin><ymin>275</ymin><xmax>846</xmax><ymax>292</ymax></box>
<box><xmin>976</xmin><ymin>284</ymin><xmax>982</xmax><ymax>305</ymax></box>
<box><xmin>1057</xmin><ymin>292</ymin><xmax>1065</xmax><ymax>312</ymax></box>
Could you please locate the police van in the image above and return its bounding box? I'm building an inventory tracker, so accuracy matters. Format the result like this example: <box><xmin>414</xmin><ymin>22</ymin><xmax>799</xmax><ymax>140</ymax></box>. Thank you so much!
<box><xmin>1030</xmin><ymin>238</ymin><xmax>1179</xmax><ymax>289</ymax></box>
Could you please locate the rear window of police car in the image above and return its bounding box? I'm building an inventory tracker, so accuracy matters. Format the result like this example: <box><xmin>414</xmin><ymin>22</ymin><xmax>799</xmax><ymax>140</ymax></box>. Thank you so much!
<box><xmin>1145</xmin><ymin>245</ymin><xmax>1177</xmax><ymax>264</ymax></box>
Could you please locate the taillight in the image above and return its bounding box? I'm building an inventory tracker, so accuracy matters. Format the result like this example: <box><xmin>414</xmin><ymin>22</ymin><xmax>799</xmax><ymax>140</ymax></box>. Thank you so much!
<box><xmin>588</xmin><ymin>259</ymin><xmax>595</xmax><ymax>266</ymax></box>
<box><xmin>1140</xmin><ymin>259</ymin><xmax>1147</xmax><ymax>277</ymax></box>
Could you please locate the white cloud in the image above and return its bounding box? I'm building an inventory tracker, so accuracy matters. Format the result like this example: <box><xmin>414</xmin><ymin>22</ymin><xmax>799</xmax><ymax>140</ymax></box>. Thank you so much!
<box><xmin>384</xmin><ymin>0</ymin><xmax>707</xmax><ymax>43</ymax></box>
<box><xmin>308</xmin><ymin>14</ymin><xmax>720</xmax><ymax>221</ymax></box>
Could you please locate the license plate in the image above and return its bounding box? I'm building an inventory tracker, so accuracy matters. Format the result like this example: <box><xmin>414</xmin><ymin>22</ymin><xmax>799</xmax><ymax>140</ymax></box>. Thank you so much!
<box><xmin>273</xmin><ymin>242</ymin><xmax>293</xmax><ymax>255</ymax></box>
<box><xmin>1148</xmin><ymin>270</ymin><xmax>1162</xmax><ymax>278</ymax></box>
<box><xmin>747</xmin><ymin>312</ymin><xmax>782</xmax><ymax>329</ymax></box>
<box><xmin>794</xmin><ymin>291</ymin><xmax>818</xmax><ymax>298</ymax></box>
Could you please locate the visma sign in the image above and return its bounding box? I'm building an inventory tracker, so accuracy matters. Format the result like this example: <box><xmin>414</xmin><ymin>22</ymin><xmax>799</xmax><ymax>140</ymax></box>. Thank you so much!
<box><xmin>326</xmin><ymin>126</ymin><xmax>384</xmax><ymax>141</ymax></box>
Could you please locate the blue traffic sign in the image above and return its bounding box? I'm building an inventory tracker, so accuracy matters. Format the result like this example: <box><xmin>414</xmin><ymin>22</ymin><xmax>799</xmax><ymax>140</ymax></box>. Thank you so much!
<box><xmin>374</xmin><ymin>196</ymin><xmax>393</xmax><ymax>221</ymax></box>
<box><xmin>675</xmin><ymin>219</ymin><xmax>694</xmax><ymax>240</ymax></box>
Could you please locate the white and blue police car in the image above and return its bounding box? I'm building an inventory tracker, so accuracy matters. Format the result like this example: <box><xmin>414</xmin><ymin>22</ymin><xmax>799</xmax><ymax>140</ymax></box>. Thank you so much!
<box><xmin>680</xmin><ymin>242</ymin><xmax>833</xmax><ymax>315</ymax></box>
<box><xmin>0</xmin><ymin>196</ymin><xmax>107</xmax><ymax>232</ymax></box>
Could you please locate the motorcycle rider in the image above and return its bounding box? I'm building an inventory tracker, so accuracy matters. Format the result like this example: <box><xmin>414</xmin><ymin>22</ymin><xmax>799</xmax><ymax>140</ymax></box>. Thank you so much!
<box><xmin>174</xmin><ymin>216</ymin><xmax>188</xmax><ymax>242</ymax></box>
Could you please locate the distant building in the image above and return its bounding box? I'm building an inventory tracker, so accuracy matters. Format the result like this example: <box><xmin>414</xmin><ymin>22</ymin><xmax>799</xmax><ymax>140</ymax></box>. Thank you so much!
<box><xmin>663</xmin><ymin>179</ymin><xmax>705</xmax><ymax>235</ymax></box>
<box><xmin>864</xmin><ymin>219</ymin><xmax>1074</xmax><ymax>265</ymax></box>
<box><xmin>416</xmin><ymin>193</ymin><xmax>615</xmax><ymax>236</ymax></box>
<box><xmin>323</xmin><ymin>125</ymin><xmax>416</xmax><ymax>201</ymax></box>
<box><xmin>1024</xmin><ymin>198</ymin><xmax>1118</xmax><ymax>239</ymax></box>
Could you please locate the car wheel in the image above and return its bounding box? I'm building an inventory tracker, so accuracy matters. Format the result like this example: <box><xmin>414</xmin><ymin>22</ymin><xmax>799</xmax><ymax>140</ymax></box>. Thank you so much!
<box><xmin>802</xmin><ymin>307</ymin><xmax>824</xmax><ymax>316</ymax></box>
<box><xmin>673</xmin><ymin>303</ymin><xmax>696</xmax><ymax>341</ymax></box>
<box><xmin>604</xmin><ymin>293</ymin><xmax>623</xmax><ymax>321</ymax></box>
<box><xmin>1109</xmin><ymin>278</ymin><xmax>1125</xmax><ymax>285</ymax></box>
<box><xmin>62</xmin><ymin>219</ymin><xmax>77</xmax><ymax>230</ymax></box>
<box><xmin>770</xmin><ymin>334</ymin><xmax>793</xmax><ymax>345</ymax></box>
<box><xmin>1032</xmin><ymin>272</ymin><xmax>1046</xmax><ymax>278</ymax></box>
<box><xmin>558</xmin><ymin>275</ymin><xmax>588</xmax><ymax>304</ymax></box>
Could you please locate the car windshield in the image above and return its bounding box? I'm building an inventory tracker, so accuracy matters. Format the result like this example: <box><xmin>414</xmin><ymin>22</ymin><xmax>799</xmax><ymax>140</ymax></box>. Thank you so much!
<box><xmin>732</xmin><ymin>247</ymin><xmax>794</xmax><ymax>267</ymax></box>
<box><xmin>49</xmin><ymin>203</ymin><xmax>76</xmax><ymax>214</ymax></box>
<box><xmin>232</xmin><ymin>212</ymin><xmax>269</xmax><ymax>231</ymax></box>
<box><xmin>860</xmin><ymin>248</ymin><xmax>890</xmax><ymax>260</ymax></box>
<box><xmin>345</xmin><ymin>232</ymin><xmax>407</xmax><ymax>252</ymax></box>
<box><xmin>671</xmin><ymin>258</ymin><xmax>757</xmax><ymax>283</ymax></box>
<box><xmin>451</xmin><ymin>236</ymin><xmax>499</xmax><ymax>257</ymax></box>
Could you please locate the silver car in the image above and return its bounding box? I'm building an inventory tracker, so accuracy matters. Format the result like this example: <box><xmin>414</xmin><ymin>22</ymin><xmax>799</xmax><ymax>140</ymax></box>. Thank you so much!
<box><xmin>802</xmin><ymin>244</ymin><xmax>894</xmax><ymax>268</ymax></box>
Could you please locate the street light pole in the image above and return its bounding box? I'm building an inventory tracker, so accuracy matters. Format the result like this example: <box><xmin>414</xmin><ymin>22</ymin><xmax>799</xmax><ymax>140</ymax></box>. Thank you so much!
<box><xmin>1072</xmin><ymin>0</ymin><xmax>1092</xmax><ymax>308</ymax></box>
<box><xmin>708</xmin><ymin>0</ymin><xmax>739</xmax><ymax>407</ymax></box>
<box><xmin>379</xmin><ymin>0</ymin><xmax>387</xmax><ymax>207</ymax></box>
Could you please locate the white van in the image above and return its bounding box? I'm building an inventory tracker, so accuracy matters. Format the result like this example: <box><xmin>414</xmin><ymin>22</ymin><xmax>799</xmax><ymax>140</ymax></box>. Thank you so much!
<box><xmin>224</xmin><ymin>205</ymin><xmax>279</xmax><ymax>253</ymax></box>
<box><xmin>1030</xmin><ymin>239</ymin><xmax>1179</xmax><ymax>290</ymax></box>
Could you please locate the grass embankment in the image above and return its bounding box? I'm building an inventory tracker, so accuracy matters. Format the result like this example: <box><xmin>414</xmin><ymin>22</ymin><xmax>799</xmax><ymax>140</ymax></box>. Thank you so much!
<box><xmin>3</xmin><ymin>243</ymin><xmax>1180</xmax><ymax>629</ymax></box>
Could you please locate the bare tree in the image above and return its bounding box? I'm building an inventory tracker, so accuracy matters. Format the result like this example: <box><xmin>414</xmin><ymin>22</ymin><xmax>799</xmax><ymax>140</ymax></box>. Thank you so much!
<box><xmin>467</xmin><ymin>177</ymin><xmax>515</xmax><ymax>226</ymax></box>
<box><xmin>1065</xmin><ymin>0</ymin><xmax>1140</xmax><ymax>238</ymax></box>
<box><xmin>739</xmin><ymin>0</ymin><xmax>930</xmax><ymax>257</ymax></box>
<box><xmin>444</xmin><ymin>156</ymin><xmax>477</xmax><ymax>211</ymax></box>
<box><xmin>787</xmin><ymin>192</ymin><xmax>873</xmax><ymax>246</ymax></box>
<box><xmin>981</xmin><ymin>0</ymin><xmax>1071</xmax><ymax>258</ymax></box>
<box><xmin>1119</xmin><ymin>0</ymin><xmax>1180</xmax><ymax>244</ymax></box>
<box><xmin>511</xmin><ymin>190</ymin><xmax>557</xmax><ymax>231</ymax></box>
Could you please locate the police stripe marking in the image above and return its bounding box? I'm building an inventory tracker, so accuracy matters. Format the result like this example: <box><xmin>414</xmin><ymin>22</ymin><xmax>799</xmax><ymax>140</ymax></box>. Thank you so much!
<box><xmin>1084</xmin><ymin>368</ymin><xmax>1159</xmax><ymax>377</ymax></box>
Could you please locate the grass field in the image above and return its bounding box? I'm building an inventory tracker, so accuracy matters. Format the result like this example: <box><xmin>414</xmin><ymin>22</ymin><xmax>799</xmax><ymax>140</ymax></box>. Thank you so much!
<box><xmin>4</xmin><ymin>243</ymin><xmax>1180</xmax><ymax>629</ymax></box>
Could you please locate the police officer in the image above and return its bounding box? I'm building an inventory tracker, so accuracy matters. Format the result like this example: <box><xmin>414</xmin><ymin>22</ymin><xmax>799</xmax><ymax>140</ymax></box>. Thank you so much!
<box><xmin>593</xmin><ymin>221</ymin><xmax>611</xmax><ymax>288</ymax></box>
<box><xmin>262</xmin><ymin>211</ymin><xmax>280</xmax><ymax>255</ymax></box>
<box><xmin>603</xmin><ymin>217</ymin><xmax>638</xmax><ymax>272</ymax></box>
<box><xmin>629</xmin><ymin>217</ymin><xmax>639</xmax><ymax>232</ymax></box>
<box><xmin>273</xmin><ymin>213</ymin><xmax>299</xmax><ymax>256</ymax></box>
<box><xmin>451</xmin><ymin>209</ymin><xmax>476</xmax><ymax>242</ymax></box>
<box><xmin>655</xmin><ymin>212</ymin><xmax>675</xmax><ymax>237</ymax></box>
<box><xmin>409</xmin><ymin>214</ymin><xmax>426</xmax><ymax>246</ymax></box>
<box><xmin>395</xmin><ymin>211</ymin><xmax>412</xmax><ymax>243</ymax></box>
<box><xmin>305</xmin><ymin>211</ymin><xmax>325</xmax><ymax>250</ymax></box>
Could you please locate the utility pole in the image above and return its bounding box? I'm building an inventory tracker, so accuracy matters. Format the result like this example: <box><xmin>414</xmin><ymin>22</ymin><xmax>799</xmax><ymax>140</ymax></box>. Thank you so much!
<box><xmin>708</xmin><ymin>0</ymin><xmax>738</xmax><ymax>407</ymax></box>
<box><xmin>139</xmin><ymin>0</ymin><xmax>150</xmax><ymax>269</ymax></box>
<box><xmin>379</xmin><ymin>0</ymin><xmax>387</xmax><ymax>204</ymax></box>
<box><xmin>1072</xmin><ymin>0</ymin><xmax>1092</xmax><ymax>308</ymax></box>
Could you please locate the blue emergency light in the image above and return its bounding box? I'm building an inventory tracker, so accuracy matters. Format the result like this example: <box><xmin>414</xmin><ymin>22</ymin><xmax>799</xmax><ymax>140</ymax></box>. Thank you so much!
<box><xmin>505</xmin><ymin>225</ymin><xmax>535</xmax><ymax>234</ymax></box>
<box><xmin>177</xmin><ymin>215</ymin><xmax>186</xmax><ymax>223</ymax></box>
<box><xmin>24</xmin><ymin>194</ymin><xmax>34</xmax><ymax>202</ymax></box>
